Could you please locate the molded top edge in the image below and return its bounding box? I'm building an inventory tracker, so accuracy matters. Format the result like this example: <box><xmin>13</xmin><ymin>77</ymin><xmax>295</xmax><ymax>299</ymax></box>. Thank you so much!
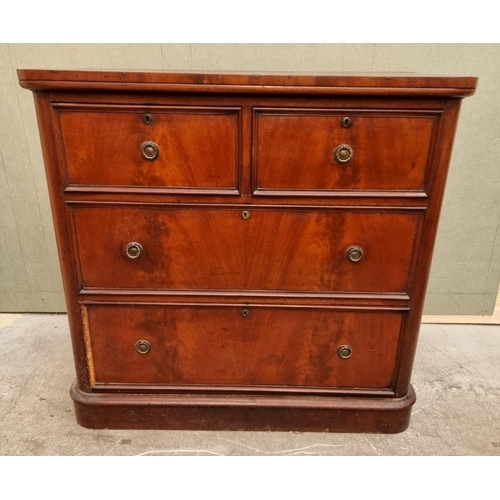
<box><xmin>17</xmin><ymin>69</ymin><xmax>478</xmax><ymax>97</ymax></box>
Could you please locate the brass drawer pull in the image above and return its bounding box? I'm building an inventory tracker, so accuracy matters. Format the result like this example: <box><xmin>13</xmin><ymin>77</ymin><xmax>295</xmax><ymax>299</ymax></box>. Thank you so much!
<box><xmin>135</xmin><ymin>340</ymin><xmax>151</xmax><ymax>355</ymax></box>
<box><xmin>346</xmin><ymin>246</ymin><xmax>363</xmax><ymax>262</ymax></box>
<box><xmin>337</xmin><ymin>345</ymin><xmax>353</xmax><ymax>359</ymax></box>
<box><xmin>334</xmin><ymin>144</ymin><xmax>353</xmax><ymax>163</ymax></box>
<box><xmin>126</xmin><ymin>242</ymin><xmax>143</xmax><ymax>259</ymax></box>
<box><xmin>141</xmin><ymin>141</ymin><xmax>159</xmax><ymax>160</ymax></box>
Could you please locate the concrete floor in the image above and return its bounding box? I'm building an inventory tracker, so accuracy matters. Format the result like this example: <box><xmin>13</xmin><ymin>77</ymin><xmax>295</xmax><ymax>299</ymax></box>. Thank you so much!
<box><xmin>1</xmin><ymin>313</ymin><xmax>499</xmax><ymax>456</ymax></box>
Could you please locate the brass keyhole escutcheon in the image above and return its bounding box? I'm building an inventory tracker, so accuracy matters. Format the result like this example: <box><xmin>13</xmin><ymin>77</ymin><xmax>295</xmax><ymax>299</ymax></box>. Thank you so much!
<box><xmin>337</xmin><ymin>345</ymin><xmax>353</xmax><ymax>359</ymax></box>
<box><xmin>241</xmin><ymin>309</ymin><xmax>250</xmax><ymax>318</ymax></box>
<box><xmin>241</xmin><ymin>210</ymin><xmax>251</xmax><ymax>220</ymax></box>
<box><xmin>334</xmin><ymin>144</ymin><xmax>353</xmax><ymax>163</ymax></box>
<box><xmin>135</xmin><ymin>340</ymin><xmax>151</xmax><ymax>355</ymax></box>
<box><xmin>341</xmin><ymin>117</ymin><xmax>352</xmax><ymax>128</ymax></box>
<box><xmin>143</xmin><ymin>114</ymin><xmax>153</xmax><ymax>125</ymax></box>
<box><xmin>126</xmin><ymin>242</ymin><xmax>143</xmax><ymax>259</ymax></box>
<box><xmin>141</xmin><ymin>141</ymin><xmax>160</xmax><ymax>160</ymax></box>
<box><xmin>346</xmin><ymin>246</ymin><xmax>363</xmax><ymax>262</ymax></box>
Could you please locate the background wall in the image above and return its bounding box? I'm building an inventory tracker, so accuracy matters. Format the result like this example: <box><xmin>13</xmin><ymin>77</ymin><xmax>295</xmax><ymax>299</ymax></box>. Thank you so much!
<box><xmin>1</xmin><ymin>43</ymin><xmax>499</xmax><ymax>314</ymax></box>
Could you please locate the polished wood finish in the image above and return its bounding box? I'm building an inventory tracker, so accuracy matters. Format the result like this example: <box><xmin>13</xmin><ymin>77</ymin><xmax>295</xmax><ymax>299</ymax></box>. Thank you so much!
<box><xmin>19</xmin><ymin>69</ymin><xmax>477</xmax><ymax>433</ymax></box>
<box><xmin>57</xmin><ymin>107</ymin><xmax>239</xmax><ymax>191</ymax></box>
<box><xmin>18</xmin><ymin>69</ymin><xmax>477</xmax><ymax>97</ymax></box>
<box><xmin>73</xmin><ymin>206</ymin><xmax>419</xmax><ymax>293</ymax></box>
<box><xmin>71</xmin><ymin>382</ymin><xmax>416</xmax><ymax>433</ymax></box>
<box><xmin>254</xmin><ymin>110</ymin><xmax>436</xmax><ymax>193</ymax></box>
<box><xmin>85</xmin><ymin>304</ymin><xmax>403</xmax><ymax>388</ymax></box>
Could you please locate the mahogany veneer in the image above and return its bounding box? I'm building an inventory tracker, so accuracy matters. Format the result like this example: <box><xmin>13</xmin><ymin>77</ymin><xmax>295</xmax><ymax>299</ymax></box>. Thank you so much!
<box><xmin>73</xmin><ymin>207</ymin><xmax>419</xmax><ymax>293</ymax></box>
<box><xmin>18</xmin><ymin>69</ymin><xmax>477</xmax><ymax>433</ymax></box>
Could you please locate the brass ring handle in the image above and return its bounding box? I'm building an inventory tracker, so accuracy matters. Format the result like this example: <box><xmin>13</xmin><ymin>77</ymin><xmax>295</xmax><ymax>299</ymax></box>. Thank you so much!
<box><xmin>135</xmin><ymin>340</ymin><xmax>151</xmax><ymax>355</ymax></box>
<box><xmin>346</xmin><ymin>246</ymin><xmax>363</xmax><ymax>262</ymax></box>
<box><xmin>337</xmin><ymin>345</ymin><xmax>353</xmax><ymax>359</ymax></box>
<box><xmin>126</xmin><ymin>242</ymin><xmax>143</xmax><ymax>259</ymax></box>
<box><xmin>141</xmin><ymin>141</ymin><xmax>159</xmax><ymax>160</ymax></box>
<box><xmin>334</xmin><ymin>144</ymin><xmax>353</xmax><ymax>163</ymax></box>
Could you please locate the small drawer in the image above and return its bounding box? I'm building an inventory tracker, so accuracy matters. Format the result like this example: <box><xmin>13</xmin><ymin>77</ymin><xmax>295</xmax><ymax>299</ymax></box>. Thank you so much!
<box><xmin>254</xmin><ymin>109</ymin><xmax>437</xmax><ymax>195</ymax></box>
<box><xmin>57</xmin><ymin>106</ymin><xmax>240</xmax><ymax>193</ymax></box>
<box><xmin>72</xmin><ymin>206</ymin><xmax>420</xmax><ymax>294</ymax></box>
<box><xmin>84</xmin><ymin>303</ymin><xmax>403</xmax><ymax>389</ymax></box>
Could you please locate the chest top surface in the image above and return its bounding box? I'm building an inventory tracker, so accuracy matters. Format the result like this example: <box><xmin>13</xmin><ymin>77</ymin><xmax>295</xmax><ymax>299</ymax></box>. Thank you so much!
<box><xmin>18</xmin><ymin>69</ymin><xmax>477</xmax><ymax>97</ymax></box>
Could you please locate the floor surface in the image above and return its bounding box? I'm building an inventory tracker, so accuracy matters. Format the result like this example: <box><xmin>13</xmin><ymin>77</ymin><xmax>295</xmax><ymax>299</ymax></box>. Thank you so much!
<box><xmin>1</xmin><ymin>313</ymin><xmax>499</xmax><ymax>456</ymax></box>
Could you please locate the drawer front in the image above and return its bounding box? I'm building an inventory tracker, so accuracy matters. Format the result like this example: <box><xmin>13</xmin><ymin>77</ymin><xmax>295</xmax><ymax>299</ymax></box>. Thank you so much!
<box><xmin>85</xmin><ymin>304</ymin><xmax>403</xmax><ymax>389</ymax></box>
<box><xmin>254</xmin><ymin>109</ymin><xmax>436</xmax><ymax>194</ymax></box>
<box><xmin>58</xmin><ymin>107</ymin><xmax>240</xmax><ymax>191</ymax></box>
<box><xmin>73</xmin><ymin>206</ymin><xmax>419</xmax><ymax>293</ymax></box>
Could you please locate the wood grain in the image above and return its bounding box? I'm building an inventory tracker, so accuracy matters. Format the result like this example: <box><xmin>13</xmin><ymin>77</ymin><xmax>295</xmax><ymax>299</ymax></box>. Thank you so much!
<box><xmin>57</xmin><ymin>107</ymin><xmax>239</xmax><ymax>191</ymax></box>
<box><xmin>255</xmin><ymin>110</ymin><xmax>436</xmax><ymax>193</ymax></box>
<box><xmin>72</xmin><ymin>206</ymin><xmax>420</xmax><ymax>293</ymax></box>
<box><xmin>85</xmin><ymin>304</ymin><xmax>403</xmax><ymax>389</ymax></box>
<box><xmin>18</xmin><ymin>69</ymin><xmax>478</xmax><ymax>97</ymax></box>
<box><xmin>71</xmin><ymin>382</ymin><xmax>416</xmax><ymax>433</ymax></box>
<box><xmin>20</xmin><ymin>69</ymin><xmax>477</xmax><ymax>432</ymax></box>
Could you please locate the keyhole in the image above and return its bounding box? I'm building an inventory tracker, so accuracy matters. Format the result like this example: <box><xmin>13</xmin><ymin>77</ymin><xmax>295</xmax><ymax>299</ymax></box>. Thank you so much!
<box><xmin>143</xmin><ymin>114</ymin><xmax>153</xmax><ymax>125</ymax></box>
<box><xmin>341</xmin><ymin>117</ymin><xmax>352</xmax><ymax>128</ymax></box>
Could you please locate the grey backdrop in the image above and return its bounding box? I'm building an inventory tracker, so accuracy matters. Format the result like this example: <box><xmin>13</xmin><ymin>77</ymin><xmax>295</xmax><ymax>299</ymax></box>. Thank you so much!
<box><xmin>1</xmin><ymin>44</ymin><xmax>499</xmax><ymax>314</ymax></box>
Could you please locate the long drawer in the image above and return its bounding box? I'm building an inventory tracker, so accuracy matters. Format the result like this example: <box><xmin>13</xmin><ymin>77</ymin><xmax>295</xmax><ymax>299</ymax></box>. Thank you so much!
<box><xmin>72</xmin><ymin>206</ymin><xmax>420</xmax><ymax>294</ymax></box>
<box><xmin>84</xmin><ymin>303</ymin><xmax>404</xmax><ymax>389</ymax></box>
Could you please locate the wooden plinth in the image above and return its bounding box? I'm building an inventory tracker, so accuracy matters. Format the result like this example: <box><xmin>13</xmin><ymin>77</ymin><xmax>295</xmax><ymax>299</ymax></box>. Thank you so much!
<box><xmin>71</xmin><ymin>383</ymin><xmax>416</xmax><ymax>434</ymax></box>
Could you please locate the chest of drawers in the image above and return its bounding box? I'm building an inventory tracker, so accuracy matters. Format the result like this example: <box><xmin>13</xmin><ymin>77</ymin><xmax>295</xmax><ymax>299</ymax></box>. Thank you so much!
<box><xmin>19</xmin><ymin>69</ymin><xmax>477</xmax><ymax>433</ymax></box>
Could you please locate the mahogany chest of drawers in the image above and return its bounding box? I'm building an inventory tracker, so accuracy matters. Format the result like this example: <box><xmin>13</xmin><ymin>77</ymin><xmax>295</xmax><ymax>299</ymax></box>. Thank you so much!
<box><xmin>19</xmin><ymin>69</ymin><xmax>477</xmax><ymax>433</ymax></box>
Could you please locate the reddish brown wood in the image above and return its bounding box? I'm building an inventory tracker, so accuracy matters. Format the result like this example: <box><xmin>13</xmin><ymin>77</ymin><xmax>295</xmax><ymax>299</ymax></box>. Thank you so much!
<box><xmin>33</xmin><ymin>93</ymin><xmax>93</xmax><ymax>391</ymax></box>
<box><xmin>393</xmin><ymin>99</ymin><xmax>465</xmax><ymax>396</ymax></box>
<box><xmin>85</xmin><ymin>304</ymin><xmax>403</xmax><ymax>388</ymax></box>
<box><xmin>18</xmin><ymin>69</ymin><xmax>477</xmax><ymax>97</ymax></box>
<box><xmin>71</xmin><ymin>382</ymin><xmax>416</xmax><ymax>433</ymax></box>
<box><xmin>254</xmin><ymin>109</ymin><xmax>436</xmax><ymax>193</ymax></box>
<box><xmin>56</xmin><ymin>106</ymin><xmax>239</xmax><ymax>191</ymax></box>
<box><xmin>19</xmin><ymin>69</ymin><xmax>477</xmax><ymax>433</ymax></box>
<box><xmin>72</xmin><ymin>206</ymin><xmax>419</xmax><ymax>293</ymax></box>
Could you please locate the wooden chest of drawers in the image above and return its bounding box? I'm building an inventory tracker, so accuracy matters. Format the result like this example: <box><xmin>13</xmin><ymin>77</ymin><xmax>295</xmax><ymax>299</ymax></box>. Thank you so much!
<box><xmin>19</xmin><ymin>70</ymin><xmax>477</xmax><ymax>433</ymax></box>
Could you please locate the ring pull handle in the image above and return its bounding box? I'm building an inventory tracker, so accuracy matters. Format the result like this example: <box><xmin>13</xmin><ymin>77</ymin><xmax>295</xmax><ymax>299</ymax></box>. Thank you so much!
<box><xmin>337</xmin><ymin>345</ymin><xmax>353</xmax><ymax>359</ymax></box>
<box><xmin>141</xmin><ymin>141</ymin><xmax>159</xmax><ymax>161</ymax></box>
<box><xmin>346</xmin><ymin>246</ymin><xmax>363</xmax><ymax>263</ymax></box>
<box><xmin>334</xmin><ymin>144</ymin><xmax>353</xmax><ymax>164</ymax></box>
<box><xmin>135</xmin><ymin>340</ymin><xmax>151</xmax><ymax>355</ymax></box>
<box><xmin>126</xmin><ymin>242</ymin><xmax>143</xmax><ymax>259</ymax></box>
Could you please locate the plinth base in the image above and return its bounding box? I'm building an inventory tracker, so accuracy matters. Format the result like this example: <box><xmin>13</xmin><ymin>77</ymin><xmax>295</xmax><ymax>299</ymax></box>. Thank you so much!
<box><xmin>71</xmin><ymin>383</ymin><xmax>416</xmax><ymax>434</ymax></box>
